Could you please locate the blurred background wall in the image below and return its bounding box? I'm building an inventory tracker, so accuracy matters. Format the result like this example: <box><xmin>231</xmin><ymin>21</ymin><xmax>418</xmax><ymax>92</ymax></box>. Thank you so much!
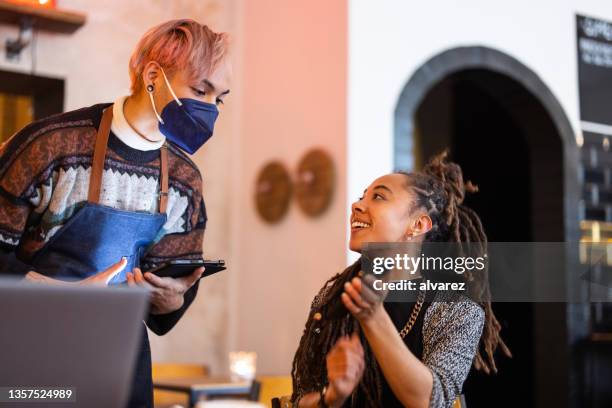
<box><xmin>228</xmin><ymin>0</ymin><xmax>348</xmax><ymax>374</ymax></box>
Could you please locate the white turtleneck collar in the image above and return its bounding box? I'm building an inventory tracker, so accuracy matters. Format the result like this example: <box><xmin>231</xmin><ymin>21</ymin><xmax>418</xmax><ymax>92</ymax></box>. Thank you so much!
<box><xmin>111</xmin><ymin>96</ymin><xmax>165</xmax><ymax>151</ymax></box>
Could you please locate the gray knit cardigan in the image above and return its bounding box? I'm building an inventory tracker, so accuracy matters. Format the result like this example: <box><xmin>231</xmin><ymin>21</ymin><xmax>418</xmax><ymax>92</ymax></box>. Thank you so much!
<box><xmin>423</xmin><ymin>291</ymin><xmax>484</xmax><ymax>407</ymax></box>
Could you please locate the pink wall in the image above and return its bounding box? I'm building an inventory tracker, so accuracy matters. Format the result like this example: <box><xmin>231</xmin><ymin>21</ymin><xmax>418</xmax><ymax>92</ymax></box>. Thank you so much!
<box><xmin>230</xmin><ymin>0</ymin><xmax>348</xmax><ymax>374</ymax></box>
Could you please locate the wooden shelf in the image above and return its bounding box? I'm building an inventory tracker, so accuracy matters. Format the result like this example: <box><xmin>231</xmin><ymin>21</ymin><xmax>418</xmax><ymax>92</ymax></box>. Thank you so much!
<box><xmin>0</xmin><ymin>0</ymin><xmax>85</xmax><ymax>34</ymax></box>
<box><xmin>590</xmin><ymin>332</ymin><xmax>612</xmax><ymax>343</ymax></box>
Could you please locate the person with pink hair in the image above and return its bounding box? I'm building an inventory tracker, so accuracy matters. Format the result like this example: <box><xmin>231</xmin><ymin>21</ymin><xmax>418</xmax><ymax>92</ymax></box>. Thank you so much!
<box><xmin>0</xmin><ymin>19</ymin><xmax>231</xmax><ymax>407</ymax></box>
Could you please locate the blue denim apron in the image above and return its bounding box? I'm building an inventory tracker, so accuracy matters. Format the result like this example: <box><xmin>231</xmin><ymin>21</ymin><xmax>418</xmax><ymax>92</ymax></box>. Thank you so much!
<box><xmin>29</xmin><ymin>106</ymin><xmax>169</xmax><ymax>408</ymax></box>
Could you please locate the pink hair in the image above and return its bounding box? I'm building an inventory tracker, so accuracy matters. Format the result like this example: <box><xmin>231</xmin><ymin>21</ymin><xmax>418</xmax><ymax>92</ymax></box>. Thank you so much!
<box><xmin>128</xmin><ymin>19</ymin><xmax>230</xmax><ymax>93</ymax></box>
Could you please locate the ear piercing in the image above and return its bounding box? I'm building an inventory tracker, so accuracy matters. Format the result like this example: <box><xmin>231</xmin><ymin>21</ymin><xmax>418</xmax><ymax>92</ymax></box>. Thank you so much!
<box><xmin>146</xmin><ymin>84</ymin><xmax>154</xmax><ymax>92</ymax></box>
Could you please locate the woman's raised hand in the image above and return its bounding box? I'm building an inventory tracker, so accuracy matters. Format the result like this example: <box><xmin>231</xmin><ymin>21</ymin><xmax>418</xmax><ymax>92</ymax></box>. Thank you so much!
<box><xmin>324</xmin><ymin>333</ymin><xmax>365</xmax><ymax>407</ymax></box>
<box><xmin>341</xmin><ymin>274</ymin><xmax>385</xmax><ymax>324</ymax></box>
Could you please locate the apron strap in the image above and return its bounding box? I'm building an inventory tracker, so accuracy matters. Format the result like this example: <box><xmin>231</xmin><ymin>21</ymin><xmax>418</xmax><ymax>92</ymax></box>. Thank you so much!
<box><xmin>87</xmin><ymin>107</ymin><xmax>112</xmax><ymax>206</ymax></box>
<box><xmin>159</xmin><ymin>144</ymin><xmax>169</xmax><ymax>214</ymax></box>
<box><xmin>87</xmin><ymin>105</ymin><xmax>169</xmax><ymax>214</ymax></box>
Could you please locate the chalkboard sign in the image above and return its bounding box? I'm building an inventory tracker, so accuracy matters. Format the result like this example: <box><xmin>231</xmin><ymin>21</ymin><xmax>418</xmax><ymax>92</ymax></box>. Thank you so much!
<box><xmin>577</xmin><ymin>14</ymin><xmax>612</xmax><ymax>127</ymax></box>
<box><xmin>577</xmin><ymin>14</ymin><xmax>612</xmax><ymax>335</ymax></box>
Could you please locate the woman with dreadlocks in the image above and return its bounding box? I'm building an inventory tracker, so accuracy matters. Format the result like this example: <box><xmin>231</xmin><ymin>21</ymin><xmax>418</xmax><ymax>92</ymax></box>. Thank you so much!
<box><xmin>289</xmin><ymin>151</ymin><xmax>511</xmax><ymax>408</ymax></box>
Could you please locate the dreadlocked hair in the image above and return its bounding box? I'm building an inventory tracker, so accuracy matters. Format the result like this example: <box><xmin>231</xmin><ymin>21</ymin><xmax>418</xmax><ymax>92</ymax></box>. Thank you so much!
<box><xmin>397</xmin><ymin>150</ymin><xmax>511</xmax><ymax>374</ymax></box>
<box><xmin>290</xmin><ymin>151</ymin><xmax>511</xmax><ymax>408</ymax></box>
<box><xmin>290</xmin><ymin>260</ymin><xmax>386</xmax><ymax>407</ymax></box>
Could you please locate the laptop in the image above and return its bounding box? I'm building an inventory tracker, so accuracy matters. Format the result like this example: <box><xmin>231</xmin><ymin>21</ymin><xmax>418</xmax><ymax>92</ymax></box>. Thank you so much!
<box><xmin>0</xmin><ymin>279</ymin><xmax>149</xmax><ymax>408</ymax></box>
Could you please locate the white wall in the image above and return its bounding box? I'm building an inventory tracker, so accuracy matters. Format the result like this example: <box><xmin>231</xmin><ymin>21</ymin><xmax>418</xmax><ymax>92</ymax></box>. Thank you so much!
<box><xmin>347</xmin><ymin>0</ymin><xmax>612</xmax><ymax>242</ymax></box>
<box><xmin>0</xmin><ymin>0</ymin><xmax>237</xmax><ymax>374</ymax></box>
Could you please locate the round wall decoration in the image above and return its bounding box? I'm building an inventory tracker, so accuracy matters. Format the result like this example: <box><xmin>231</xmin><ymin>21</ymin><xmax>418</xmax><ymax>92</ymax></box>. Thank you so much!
<box><xmin>254</xmin><ymin>161</ymin><xmax>292</xmax><ymax>223</ymax></box>
<box><xmin>295</xmin><ymin>148</ymin><xmax>335</xmax><ymax>217</ymax></box>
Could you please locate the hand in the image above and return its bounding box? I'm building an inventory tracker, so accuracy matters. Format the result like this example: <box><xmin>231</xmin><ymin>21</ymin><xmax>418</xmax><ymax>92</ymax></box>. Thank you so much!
<box><xmin>325</xmin><ymin>333</ymin><xmax>365</xmax><ymax>407</ymax></box>
<box><xmin>24</xmin><ymin>258</ymin><xmax>128</xmax><ymax>286</ymax></box>
<box><xmin>126</xmin><ymin>266</ymin><xmax>204</xmax><ymax>315</ymax></box>
<box><xmin>341</xmin><ymin>274</ymin><xmax>385</xmax><ymax>324</ymax></box>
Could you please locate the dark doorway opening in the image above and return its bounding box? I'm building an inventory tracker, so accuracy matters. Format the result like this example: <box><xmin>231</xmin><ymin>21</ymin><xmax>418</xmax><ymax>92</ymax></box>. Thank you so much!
<box><xmin>413</xmin><ymin>69</ymin><xmax>565</xmax><ymax>408</ymax></box>
<box><xmin>0</xmin><ymin>70</ymin><xmax>64</xmax><ymax>143</ymax></box>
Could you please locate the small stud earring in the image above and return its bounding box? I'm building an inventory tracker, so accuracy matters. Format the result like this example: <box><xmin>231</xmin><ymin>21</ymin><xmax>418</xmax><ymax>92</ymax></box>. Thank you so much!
<box><xmin>146</xmin><ymin>84</ymin><xmax>154</xmax><ymax>92</ymax></box>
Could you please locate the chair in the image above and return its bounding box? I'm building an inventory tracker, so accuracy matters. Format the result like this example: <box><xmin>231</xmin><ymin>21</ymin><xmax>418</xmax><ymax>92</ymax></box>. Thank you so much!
<box><xmin>152</xmin><ymin>363</ymin><xmax>209</xmax><ymax>408</ymax></box>
<box><xmin>153</xmin><ymin>363</ymin><xmax>210</xmax><ymax>378</ymax></box>
<box><xmin>271</xmin><ymin>396</ymin><xmax>290</xmax><ymax>408</ymax></box>
<box><xmin>208</xmin><ymin>380</ymin><xmax>261</xmax><ymax>402</ymax></box>
<box><xmin>256</xmin><ymin>376</ymin><xmax>292</xmax><ymax>407</ymax></box>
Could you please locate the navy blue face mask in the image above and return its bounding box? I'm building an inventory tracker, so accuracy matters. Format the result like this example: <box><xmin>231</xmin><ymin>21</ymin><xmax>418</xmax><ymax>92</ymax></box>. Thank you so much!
<box><xmin>159</xmin><ymin>99</ymin><xmax>218</xmax><ymax>154</ymax></box>
<box><xmin>148</xmin><ymin>67</ymin><xmax>219</xmax><ymax>154</ymax></box>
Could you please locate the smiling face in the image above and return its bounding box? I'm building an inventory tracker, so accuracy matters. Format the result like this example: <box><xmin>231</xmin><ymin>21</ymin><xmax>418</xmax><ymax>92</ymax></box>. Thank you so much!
<box><xmin>349</xmin><ymin>173</ymin><xmax>433</xmax><ymax>253</ymax></box>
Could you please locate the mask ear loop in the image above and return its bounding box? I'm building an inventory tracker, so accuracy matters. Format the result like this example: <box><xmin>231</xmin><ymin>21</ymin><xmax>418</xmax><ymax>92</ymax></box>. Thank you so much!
<box><xmin>160</xmin><ymin>67</ymin><xmax>183</xmax><ymax>107</ymax></box>
<box><xmin>147</xmin><ymin>86</ymin><xmax>165</xmax><ymax>125</ymax></box>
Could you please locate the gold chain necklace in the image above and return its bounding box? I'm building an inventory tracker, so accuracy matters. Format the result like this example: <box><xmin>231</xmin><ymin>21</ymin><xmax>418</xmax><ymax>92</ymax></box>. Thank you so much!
<box><xmin>399</xmin><ymin>290</ymin><xmax>426</xmax><ymax>339</ymax></box>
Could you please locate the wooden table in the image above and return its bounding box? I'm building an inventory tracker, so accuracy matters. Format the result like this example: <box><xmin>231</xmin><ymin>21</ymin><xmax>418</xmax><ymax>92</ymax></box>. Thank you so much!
<box><xmin>154</xmin><ymin>376</ymin><xmax>260</xmax><ymax>408</ymax></box>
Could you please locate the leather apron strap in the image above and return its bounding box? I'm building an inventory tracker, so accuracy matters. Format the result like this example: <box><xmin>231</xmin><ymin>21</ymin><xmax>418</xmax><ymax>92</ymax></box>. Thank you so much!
<box><xmin>87</xmin><ymin>106</ymin><xmax>169</xmax><ymax>214</ymax></box>
<box><xmin>159</xmin><ymin>145</ymin><xmax>169</xmax><ymax>213</ymax></box>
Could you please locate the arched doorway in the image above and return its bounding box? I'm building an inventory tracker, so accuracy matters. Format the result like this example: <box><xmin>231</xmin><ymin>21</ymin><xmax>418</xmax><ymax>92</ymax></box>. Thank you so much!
<box><xmin>394</xmin><ymin>47</ymin><xmax>582</xmax><ymax>408</ymax></box>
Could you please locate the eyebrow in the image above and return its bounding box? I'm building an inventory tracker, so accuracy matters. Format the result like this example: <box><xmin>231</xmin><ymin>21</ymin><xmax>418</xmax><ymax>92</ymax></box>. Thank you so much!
<box><xmin>363</xmin><ymin>185</ymin><xmax>393</xmax><ymax>195</ymax></box>
<box><xmin>373</xmin><ymin>185</ymin><xmax>393</xmax><ymax>194</ymax></box>
<box><xmin>202</xmin><ymin>79</ymin><xmax>230</xmax><ymax>96</ymax></box>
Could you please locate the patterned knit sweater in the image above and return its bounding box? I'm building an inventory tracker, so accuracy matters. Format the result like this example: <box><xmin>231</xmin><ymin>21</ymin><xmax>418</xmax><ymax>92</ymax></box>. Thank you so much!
<box><xmin>0</xmin><ymin>102</ymin><xmax>207</xmax><ymax>334</ymax></box>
